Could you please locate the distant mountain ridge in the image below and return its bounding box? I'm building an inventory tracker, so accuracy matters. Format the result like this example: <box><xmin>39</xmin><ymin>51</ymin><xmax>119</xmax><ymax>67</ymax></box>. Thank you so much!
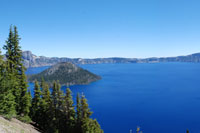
<box><xmin>22</xmin><ymin>51</ymin><xmax>200</xmax><ymax>68</ymax></box>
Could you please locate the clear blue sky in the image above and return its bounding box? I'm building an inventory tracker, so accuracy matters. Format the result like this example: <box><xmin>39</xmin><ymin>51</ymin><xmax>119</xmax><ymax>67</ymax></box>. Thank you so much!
<box><xmin>0</xmin><ymin>0</ymin><xmax>200</xmax><ymax>58</ymax></box>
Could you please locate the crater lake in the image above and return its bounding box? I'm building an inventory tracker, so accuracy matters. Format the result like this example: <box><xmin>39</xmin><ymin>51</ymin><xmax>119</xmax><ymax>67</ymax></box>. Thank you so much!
<box><xmin>26</xmin><ymin>63</ymin><xmax>200</xmax><ymax>133</ymax></box>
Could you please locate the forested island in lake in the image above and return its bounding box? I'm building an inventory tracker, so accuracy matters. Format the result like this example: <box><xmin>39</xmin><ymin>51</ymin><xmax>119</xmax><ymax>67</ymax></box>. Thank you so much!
<box><xmin>28</xmin><ymin>62</ymin><xmax>101</xmax><ymax>86</ymax></box>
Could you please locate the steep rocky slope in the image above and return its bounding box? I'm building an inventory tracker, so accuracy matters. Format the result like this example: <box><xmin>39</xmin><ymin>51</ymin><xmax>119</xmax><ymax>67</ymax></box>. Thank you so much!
<box><xmin>0</xmin><ymin>116</ymin><xmax>40</xmax><ymax>133</ymax></box>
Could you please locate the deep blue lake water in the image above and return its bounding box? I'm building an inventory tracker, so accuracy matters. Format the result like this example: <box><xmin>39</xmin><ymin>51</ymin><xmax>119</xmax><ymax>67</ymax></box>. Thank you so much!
<box><xmin>26</xmin><ymin>63</ymin><xmax>200</xmax><ymax>133</ymax></box>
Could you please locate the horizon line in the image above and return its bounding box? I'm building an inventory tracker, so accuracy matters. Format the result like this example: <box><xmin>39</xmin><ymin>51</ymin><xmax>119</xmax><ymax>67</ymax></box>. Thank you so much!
<box><xmin>22</xmin><ymin>50</ymin><xmax>200</xmax><ymax>59</ymax></box>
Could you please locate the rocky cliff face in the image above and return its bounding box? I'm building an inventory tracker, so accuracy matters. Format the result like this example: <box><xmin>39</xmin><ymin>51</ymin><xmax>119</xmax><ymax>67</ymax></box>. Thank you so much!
<box><xmin>22</xmin><ymin>51</ymin><xmax>139</xmax><ymax>68</ymax></box>
<box><xmin>22</xmin><ymin>51</ymin><xmax>200</xmax><ymax>68</ymax></box>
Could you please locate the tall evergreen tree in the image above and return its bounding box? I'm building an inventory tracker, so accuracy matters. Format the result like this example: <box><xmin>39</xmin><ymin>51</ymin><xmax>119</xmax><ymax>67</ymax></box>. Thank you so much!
<box><xmin>31</xmin><ymin>80</ymin><xmax>42</xmax><ymax>125</ymax></box>
<box><xmin>41</xmin><ymin>80</ymin><xmax>51</xmax><ymax>105</ymax></box>
<box><xmin>80</xmin><ymin>94</ymin><xmax>93</xmax><ymax>133</ymax></box>
<box><xmin>80</xmin><ymin>95</ymin><xmax>93</xmax><ymax>119</ymax></box>
<box><xmin>56</xmin><ymin>81</ymin><xmax>65</xmax><ymax>132</ymax></box>
<box><xmin>76</xmin><ymin>94</ymin><xmax>103</xmax><ymax>133</ymax></box>
<box><xmin>3</xmin><ymin>25</ymin><xmax>27</xmax><ymax>115</ymax></box>
<box><xmin>0</xmin><ymin>48</ymin><xmax>3</xmax><ymax>64</ymax></box>
<box><xmin>49</xmin><ymin>81</ymin><xmax>64</xmax><ymax>132</ymax></box>
<box><xmin>0</xmin><ymin>78</ymin><xmax>16</xmax><ymax>118</ymax></box>
<box><xmin>31</xmin><ymin>81</ymin><xmax>48</xmax><ymax>130</ymax></box>
<box><xmin>0</xmin><ymin>48</ymin><xmax>16</xmax><ymax>118</ymax></box>
<box><xmin>40</xmin><ymin>77</ymin><xmax>45</xmax><ymax>92</ymax></box>
<box><xmin>39</xmin><ymin>79</ymin><xmax>52</xmax><ymax>131</ymax></box>
<box><xmin>61</xmin><ymin>88</ymin><xmax>75</xmax><ymax>132</ymax></box>
<box><xmin>75</xmin><ymin>93</ymin><xmax>82</xmax><ymax>132</ymax></box>
<box><xmin>18</xmin><ymin>64</ymin><xmax>31</xmax><ymax>122</ymax></box>
<box><xmin>4</xmin><ymin>26</ymin><xmax>15</xmax><ymax>72</ymax></box>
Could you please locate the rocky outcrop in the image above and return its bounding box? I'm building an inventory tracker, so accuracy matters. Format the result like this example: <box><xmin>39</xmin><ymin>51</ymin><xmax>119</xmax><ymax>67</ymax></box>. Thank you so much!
<box><xmin>0</xmin><ymin>116</ymin><xmax>40</xmax><ymax>133</ymax></box>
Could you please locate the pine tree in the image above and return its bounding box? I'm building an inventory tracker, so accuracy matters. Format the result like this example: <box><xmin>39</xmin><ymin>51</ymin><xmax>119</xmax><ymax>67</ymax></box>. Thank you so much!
<box><xmin>0</xmin><ymin>48</ymin><xmax>3</xmax><ymax>64</ymax></box>
<box><xmin>80</xmin><ymin>95</ymin><xmax>93</xmax><ymax>119</ymax></box>
<box><xmin>4</xmin><ymin>25</ymin><xmax>15</xmax><ymax>72</ymax></box>
<box><xmin>28</xmin><ymin>88</ymin><xmax>32</xmax><ymax>100</ymax></box>
<box><xmin>56</xmin><ymin>81</ymin><xmax>63</xmax><ymax>111</ymax></box>
<box><xmin>49</xmin><ymin>81</ymin><xmax>64</xmax><ymax>132</ymax></box>
<box><xmin>31</xmin><ymin>80</ymin><xmax>42</xmax><ymax>125</ymax></box>
<box><xmin>76</xmin><ymin>94</ymin><xmax>103</xmax><ymax>133</ymax></box>
<box><xmin>41</xmin><ymin>80</ymin><xmax>51</xmax><ymax>106</ymax></box>
<box><xmin>91</xmin><ymin>119</ymin><xmax>103</xmax><ymax>133</ymax></box>
<box><xmin>61</xmin><ymin>88</ymin><xmax>75</xmax><ymax>132</ymax></box>
<box><xmin>0</xmin><ymin>52</ymin><xmax>16</xmax><ymax>118</ymax></box>
<box><xmin>18</xmin><ymin>64</ymin><xmax>31</xmax><ymax>122</ymax></box>
<box><xmin>80</xmin><ymin>94</ymin><xmax>93</xmax><ymax>133</ymax></box>
<box><xmin>3</xmin><ymin>25</ymin><xmax>25</xmax><ymax>114</ymax></box>
<box><xmin>0</xmin><ymin>82</ymin><xmax>16</xmax><ymax>119</ymax></box>
<box><xmin>31</xmin><ymin>81</ymin><xmax>49</xmax><ymax>130</ymax></box>
<box><xmin>40</xmin><ymin>77</ymin><xmax>45</xmax><ymax>92</ymax></box>
<box><xmin>56</xmin><ymin>81</ymin><xmax>65</xmax><ymax>132</ymax></box>
<box><xmin>40</xmin><ymin>80</ymin><xmax>52</xmax><ymax>131</ymax></box>
<box><xmin>82</xmin><ymin>118</ymin><xmax>103</xmax><ymax>133</ymax></box>
<box><xmin>0</xmin><ymin>48</ymin><xmax>4</xmax><ymax>82</ymax></box>
<box><xmin>75</xmin><ymin>93</ymin><xmax>82</xmax><ymax>132</ymax></box>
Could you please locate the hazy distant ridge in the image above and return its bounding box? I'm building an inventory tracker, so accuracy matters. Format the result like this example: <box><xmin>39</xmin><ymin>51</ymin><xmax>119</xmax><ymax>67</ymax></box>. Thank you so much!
<box><xmin>22</xmin><ymin>51</ymin><xmax>200</xmax><ymax>68</ymax></box>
